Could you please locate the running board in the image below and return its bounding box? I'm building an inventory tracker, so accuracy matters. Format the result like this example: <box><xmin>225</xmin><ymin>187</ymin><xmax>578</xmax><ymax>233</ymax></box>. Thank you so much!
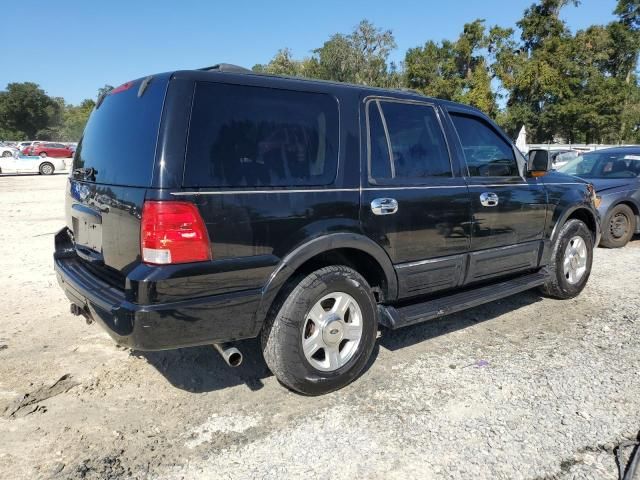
<box><xmin>379</xmin><ymin>269</ymin><xmax>550</xmax><ymax>330</ymax></box>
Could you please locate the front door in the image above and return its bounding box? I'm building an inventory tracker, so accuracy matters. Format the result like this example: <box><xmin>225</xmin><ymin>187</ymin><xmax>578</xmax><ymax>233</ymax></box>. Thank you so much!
<box><xmin>360</xmin><ymin>98</ymin><xmax>471</xmax><ymax>300</ymax></box>
<box><xmin>446</xmin><ymin>109</ymin><xmax>548</xmax><ymax>284</ymax></box>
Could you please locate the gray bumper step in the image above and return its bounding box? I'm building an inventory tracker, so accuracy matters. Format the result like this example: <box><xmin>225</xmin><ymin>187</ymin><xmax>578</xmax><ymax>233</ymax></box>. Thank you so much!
<box><xmin>379</xmin><ymin>269</ymin><xmax>550</xmax><ymax>330</ymax></box>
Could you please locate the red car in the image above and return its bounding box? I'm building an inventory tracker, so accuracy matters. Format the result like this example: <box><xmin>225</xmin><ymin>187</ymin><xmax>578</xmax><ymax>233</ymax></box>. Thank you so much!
<box><xmin>25</xmin><ymin>142</ymin><xmax>74</xmax><ymax>158</ymax></box>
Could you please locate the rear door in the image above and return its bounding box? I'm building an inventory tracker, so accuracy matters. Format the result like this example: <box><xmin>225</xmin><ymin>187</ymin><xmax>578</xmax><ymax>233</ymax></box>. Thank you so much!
<box><xmin>445</xmin><ymin>109</ymin><xmax>547</xmax><ymax>284</ymax></box>
<box><xmin>67</xmin><ymin>74</ymin><xmax>171</xmax><ymax>277</ymax></box>
<box><xmin>360</xmin><ymin>97</ymin><xmax>471</xmax><ymax>300</ymax></box>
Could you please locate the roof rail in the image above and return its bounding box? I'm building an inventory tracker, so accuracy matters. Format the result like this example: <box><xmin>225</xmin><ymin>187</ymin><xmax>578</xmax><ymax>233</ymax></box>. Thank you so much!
<box><xmin>199</xmin><ymin>63</ymin><xmax>251</xmax><ymax>74</ymax></box>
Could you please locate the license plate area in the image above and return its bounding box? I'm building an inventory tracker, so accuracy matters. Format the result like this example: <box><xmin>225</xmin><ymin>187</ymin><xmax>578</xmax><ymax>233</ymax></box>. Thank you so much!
<box><xmin>71</xmin><ymin>204</ymin><xmax>103</xmax><ymax>254</ymax></box>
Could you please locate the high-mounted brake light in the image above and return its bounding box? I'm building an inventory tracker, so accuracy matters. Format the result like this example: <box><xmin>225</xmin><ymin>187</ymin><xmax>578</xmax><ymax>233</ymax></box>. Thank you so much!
<box><xmin>110</xmin><ymin>81</ymin><xmax>135</xmax><ymax>95</ymax></box>
<box><xmin>141</xmin><ymin>201</ymin><xmax>211</xmax><ymax>265</ymax></box>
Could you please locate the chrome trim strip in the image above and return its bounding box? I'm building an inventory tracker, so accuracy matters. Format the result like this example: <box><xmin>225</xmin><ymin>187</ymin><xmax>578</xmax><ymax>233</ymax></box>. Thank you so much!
<box><xmin>170</xmin><ymin>182</ymin><xmax>585</xmax><ymax>195</ymax></box>
<box><xmin>362</xmin><ymin>186</ymin><xmax>467</xmax><ymax>191</ymax></box>
<box><xmin>170</xmin><ymin>188</ymin><xmax>361</xmax><ymax>196</ymax></box>
<box><xmin>396</xmin><ymin>255</ymin><xmax>463</xmax><ymax>269</ymax></box>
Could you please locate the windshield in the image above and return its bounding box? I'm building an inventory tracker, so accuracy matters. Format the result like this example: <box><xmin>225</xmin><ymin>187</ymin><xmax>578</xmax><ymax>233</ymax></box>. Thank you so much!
<box><xmin>558</xmin><ymin>151</ymin><xmax>640</xmax><ymax>179</ymax></box>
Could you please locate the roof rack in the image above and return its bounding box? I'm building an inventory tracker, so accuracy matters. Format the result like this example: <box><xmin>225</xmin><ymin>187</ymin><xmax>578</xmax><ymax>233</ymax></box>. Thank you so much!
<box><xmin>199</xmin><ymin>63</ymin><xmax>251</xmax><ymax>74</ymax></box>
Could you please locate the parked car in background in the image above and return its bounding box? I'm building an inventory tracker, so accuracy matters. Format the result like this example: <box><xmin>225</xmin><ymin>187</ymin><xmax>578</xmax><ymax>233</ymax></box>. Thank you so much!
<box><xmin>24</xmin><ymin>142</ymin><xmax>74</xmax><ymax>158</ymax></box>
<box><xmin>0</xmin><ymin>143</ymin><xmax>18</xmax><ymax>158</ymax></box>
<box><xmin>550</xmin><ymin>149</ymin><xmax>580</xmax><ymax>168</ymax></box>
<box><xmin>0</xmin><ymin>154</ymin><xmax>65</xmax><ymax>175</ymax></box>
<box><xmin>558</xmin><ymin>146</ymin><xmax>640</xmax><ymax>248</ymax></box>
<box><xmin>16</xmin><ymin>141</ymin><xmax>33</xmax><ymax>151</ymax></box>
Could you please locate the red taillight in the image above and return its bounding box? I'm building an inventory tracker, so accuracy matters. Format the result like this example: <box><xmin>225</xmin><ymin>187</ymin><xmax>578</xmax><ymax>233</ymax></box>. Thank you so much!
<box><xmin>141</xmin><ymin>201</ymin><xmax>211</xmax><ymax>265</ymax></box>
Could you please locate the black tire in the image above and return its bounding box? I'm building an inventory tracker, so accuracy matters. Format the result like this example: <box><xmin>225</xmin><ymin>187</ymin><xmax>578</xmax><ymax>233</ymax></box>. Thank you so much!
<box><xmin>600</xmin><ymin>204</ymin><xmax>636</xmax><ymax>249</ymax></box>
<box><xmin>39</xmin><ymin>162</ymin><xmax>54</xmax><ymax>175</ymax></box>
<box><xmin>540</xmin><ymin>219</ymin><xmax>593</xmax><ymax>299</ymax></box>
<box><xmin>1</xmin><ymin>151</ymin><xmax>12</xmax><ymax>157</ymax></box>
<box><xmin>261</xmin><ymin>265</ymin><xmax>378</xmax><ymax>395</ymax></box>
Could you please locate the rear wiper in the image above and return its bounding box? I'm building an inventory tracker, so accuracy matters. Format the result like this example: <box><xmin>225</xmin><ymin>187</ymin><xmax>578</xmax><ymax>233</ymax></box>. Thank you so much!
<box><xmin>73</xmin><ymin>167</ymin><xmax>97</xmax><ymax>181</ymax></box>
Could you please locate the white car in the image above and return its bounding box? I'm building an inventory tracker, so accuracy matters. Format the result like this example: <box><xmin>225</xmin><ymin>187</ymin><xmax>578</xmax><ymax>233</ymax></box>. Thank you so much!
<box><xmin>1</xmin><ymin>144</ymin><xmax>18</xmax><ymax>158</ymax></box>
<box><xmin>0</xmin><ymin>155</ymin><xmax>66</xmax><ymax>175</ymax></box>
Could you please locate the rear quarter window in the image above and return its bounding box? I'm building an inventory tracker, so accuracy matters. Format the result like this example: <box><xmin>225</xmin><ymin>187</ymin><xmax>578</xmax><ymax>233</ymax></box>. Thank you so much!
<box><xmin>184</xmin><ymin>82</ymin><xmax>339</xmax><ymax>188</ymax></box>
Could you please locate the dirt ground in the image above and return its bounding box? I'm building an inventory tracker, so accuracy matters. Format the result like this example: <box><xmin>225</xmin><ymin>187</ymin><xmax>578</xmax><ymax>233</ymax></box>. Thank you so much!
<box><xmin>0</xmin><ymin>173</ymin><xmax>639</xmax><ymax>480</ymax></box>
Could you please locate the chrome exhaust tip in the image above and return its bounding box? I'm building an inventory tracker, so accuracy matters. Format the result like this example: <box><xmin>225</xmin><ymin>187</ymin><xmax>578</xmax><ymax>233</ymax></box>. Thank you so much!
<box><xmin>213</xmin><ymin>343</ymin><xmax>243</xmax><ymax>367</ymax></box>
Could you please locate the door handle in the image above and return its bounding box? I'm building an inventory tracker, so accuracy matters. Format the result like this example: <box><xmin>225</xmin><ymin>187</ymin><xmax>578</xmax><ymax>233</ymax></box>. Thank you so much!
<box><xmin>371</xmin><ymin>198</ymin><xmax>398</xmax><ymax>215</ymax></box>
<box><xmin>480</xmin><ymin>192</ymin><xmax>499</xmax><ymax>207</ymax></box>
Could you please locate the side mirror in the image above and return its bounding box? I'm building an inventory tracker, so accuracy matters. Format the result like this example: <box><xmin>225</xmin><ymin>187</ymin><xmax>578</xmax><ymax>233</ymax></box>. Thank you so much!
<box><xmin>527</xmin><ymin>149</ymin><xmax>551</xmax><ymax>177</ymax></box>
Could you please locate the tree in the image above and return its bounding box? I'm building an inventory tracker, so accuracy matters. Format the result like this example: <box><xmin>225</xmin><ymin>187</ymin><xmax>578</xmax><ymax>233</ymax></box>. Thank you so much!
<box><xmin>0</xmin><ymin>82</ymin><xmax>59</xmax><ymax>139</ymax></box>
<box><xmin>254</xmin><ymin>20</ymin><xmax>399</xmax><ymax>88</ymax></box>
<box><xmin>405</xmin><ymin>20</ymin><xmax>496</xmax><ymax>115</ymax></box>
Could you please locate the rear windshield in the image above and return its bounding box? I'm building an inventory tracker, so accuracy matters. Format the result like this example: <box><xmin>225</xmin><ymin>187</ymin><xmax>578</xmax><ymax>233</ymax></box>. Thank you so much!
<box><xmin>73</xmin><ymin>76</ymin><xmax>168</xmax><ymax>186</ymax></box>
<box><xmin>184</xmin><ymin>82</ymin><xmax>339</xmax><ymax>188</ymax></box>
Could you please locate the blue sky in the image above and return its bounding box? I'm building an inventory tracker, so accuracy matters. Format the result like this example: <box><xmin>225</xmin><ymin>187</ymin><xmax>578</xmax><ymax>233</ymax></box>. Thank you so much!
<box><xmin>2</xmin><ymin>0</ymin><xmax>617</xmax><ymax>105</ymax></box>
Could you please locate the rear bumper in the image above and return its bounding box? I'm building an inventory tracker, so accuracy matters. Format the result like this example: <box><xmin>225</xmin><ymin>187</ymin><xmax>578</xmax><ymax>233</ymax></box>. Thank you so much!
<box><xmin>54</xmin><ymin>233</ymin><xmax>262</xmax><ymax>351</ymax></box>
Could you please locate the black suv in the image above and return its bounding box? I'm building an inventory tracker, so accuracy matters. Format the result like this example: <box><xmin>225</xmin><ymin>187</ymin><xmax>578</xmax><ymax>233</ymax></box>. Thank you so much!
<box><xmin>55</xmin><ymin>65</ymin><xmax>600</xmax><ymax>395</ymax></box>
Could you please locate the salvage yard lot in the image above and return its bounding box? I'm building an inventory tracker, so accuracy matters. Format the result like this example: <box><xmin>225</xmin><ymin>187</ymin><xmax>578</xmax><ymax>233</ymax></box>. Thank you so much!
<box><xmin>0</xmin><ymin>174</ymin><xmax>638</xmax><ymax>480</ymax></box>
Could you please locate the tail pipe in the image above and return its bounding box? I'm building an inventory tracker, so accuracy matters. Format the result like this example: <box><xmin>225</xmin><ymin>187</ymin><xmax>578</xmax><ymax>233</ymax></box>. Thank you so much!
<box><xmin>213</xmin><ymin>343</ymin><xmax>243</xmax><ymax>367</ymax></box>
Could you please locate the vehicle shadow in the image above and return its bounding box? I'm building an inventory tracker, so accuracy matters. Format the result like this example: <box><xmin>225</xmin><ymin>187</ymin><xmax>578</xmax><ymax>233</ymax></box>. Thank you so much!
<box><xmin>131</xmin><ymin>337</ymin><xmax>273</xmax><ymax>393</ymax></box>
<box><xmin>133</xmin><ymin>291</ymin><xmax>540</xmax><ymax>394</ymax></box>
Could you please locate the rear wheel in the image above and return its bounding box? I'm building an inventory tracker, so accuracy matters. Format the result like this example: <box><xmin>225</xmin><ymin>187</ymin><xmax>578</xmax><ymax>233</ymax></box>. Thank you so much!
<box><xmin>600</xmin><ymin>204</ymin><xmax>635</xmax><ymax>248</ymax></box>
<box><xmin>1</xmin><ymin>151</ymin><xmax>12</xmax><ymax>157</ymax></box>
<box><xmin>261</xmin><ymin>265</ymin><xmax>378</xmax><ymax>395</ymax></box>
<box><xmin>39</xmin><ymin>162</ymin><xmax>54</xmax><ymax>175</ymax></box>
<box><xmin>540</xmin><ymin>219</ymin><xmax>593</xmax><ymax>299</ymax></box>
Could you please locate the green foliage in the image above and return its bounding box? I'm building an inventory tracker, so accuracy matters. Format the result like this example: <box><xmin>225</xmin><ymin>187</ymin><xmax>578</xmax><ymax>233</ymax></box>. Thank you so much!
<box><xmin>0</xmin><ymin>83</ymin><xmax>102</xmax><ymax>141</ymax></box>
<box><xmin>253</xmin><ymin>20</ymin><xmax>399</xmax><ymax>87</ymax></box>
<box><xmin>0</xmin><ymin>82</ymin><xmax>59</xmax><ymax>139</ymax></box>
<box><xmin>405</xmin><ymin>20</ymin><xmax>497</xmax><ymax>115</ymax></box>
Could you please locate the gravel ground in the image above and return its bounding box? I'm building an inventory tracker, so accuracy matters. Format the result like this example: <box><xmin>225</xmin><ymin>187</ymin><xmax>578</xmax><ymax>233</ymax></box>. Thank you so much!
<box><xmin>0</xmin><ymin>174</ymin><xmax>638</xmax><ymax>480</ymax></box>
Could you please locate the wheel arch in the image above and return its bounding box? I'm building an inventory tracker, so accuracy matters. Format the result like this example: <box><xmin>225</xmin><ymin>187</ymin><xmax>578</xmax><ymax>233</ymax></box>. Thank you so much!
<box><xmin>254</xmin><ymin>233</ymin><xmax>398</xmax><ymax>331</ymax></box>
<box><xmin>551</xmin><ymin>206</ymin><xmax>599</xmax><ymax>245</ymax></box>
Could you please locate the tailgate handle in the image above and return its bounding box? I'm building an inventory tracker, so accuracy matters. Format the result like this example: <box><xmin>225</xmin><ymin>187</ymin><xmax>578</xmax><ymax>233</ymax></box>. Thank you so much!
<box><xmin>72</xmin><ymin>204</ymin><xmax>102</xmax><ymax>224</ymax></box>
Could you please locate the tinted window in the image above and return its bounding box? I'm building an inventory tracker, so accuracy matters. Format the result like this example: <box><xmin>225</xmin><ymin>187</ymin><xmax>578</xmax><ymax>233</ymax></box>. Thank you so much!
<box><xmin>74</xmin><ymin>76</ymin><xmax>167</xmax><ymax>186</ymax></box>
<box><xmin>184</xmin><ymin>82</ymin><xmax>339</xmax><ymax>187</ymax></box>
<box><xmin>450</xmin><ymin>113</ymin><xmax>518</xmax><ymax>177</ymax></box>
<box><xmin>368</xmin><ymin>100</ymin><xmax>451</xmax><ymax>181</ymax></box>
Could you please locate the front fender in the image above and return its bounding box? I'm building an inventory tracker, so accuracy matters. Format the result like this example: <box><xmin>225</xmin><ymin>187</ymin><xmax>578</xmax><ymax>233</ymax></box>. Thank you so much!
<box><xmin>253</xmin><ymin>233</ymin><xmax>398</xmax><ymax>330</ymax></box>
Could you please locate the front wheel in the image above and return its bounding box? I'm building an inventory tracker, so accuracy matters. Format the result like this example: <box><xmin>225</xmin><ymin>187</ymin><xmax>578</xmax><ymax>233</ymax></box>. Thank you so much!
<box><xmin>39</xmin><ymin>162</ymin><xmax>54</xmax><ymax>175</ymax></box>
<box><xmin>540</xmin><ymin>219</ymin><xmax>593</xmax><ymax>299</ymax></box>
<box><xmin>261</xmin><ymin>265</ymin><xmax>378</xmax><ymax>395</ymax></box>
<box><xmin>600</xmin><ymin>204</ymin><xmax>636</xmax><ymax>248</ymax></box>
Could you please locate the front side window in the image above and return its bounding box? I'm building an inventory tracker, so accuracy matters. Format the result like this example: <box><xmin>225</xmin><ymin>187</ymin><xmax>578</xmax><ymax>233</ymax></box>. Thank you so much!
<box><xmin>184</xmin><ymin>82</ymin><xmax>339</xmax><ymax>187</ymax></box>
<box><xmin>368</xmin><ymin>100</ymin><xmax>452</xmax><ymax>182</ymax></box>
<box><xmin>450</xmin><ymin>113</ymin><xmax>518</xmax><ymax>177</ymax></box>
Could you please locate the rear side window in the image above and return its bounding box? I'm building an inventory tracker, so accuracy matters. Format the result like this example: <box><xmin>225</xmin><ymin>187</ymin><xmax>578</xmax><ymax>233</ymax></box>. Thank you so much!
<box><xmin>184</xmin><ymin>82</ymin><xmax>339</xmax><ymax>187</ymax></box>
<box><xmin>368</xmin><ymin>100</ymin><xmax>451</xmax><ymax>182</ymax></box>
<box><xmin>73</xmin><ymin>76</ymin><xmax>167</xmax><ymax>186</ymax></box>
<box><xmin>450</xmin><ymin>113</ymin><xmax>518</xmax><ymax>177</ymax></box>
